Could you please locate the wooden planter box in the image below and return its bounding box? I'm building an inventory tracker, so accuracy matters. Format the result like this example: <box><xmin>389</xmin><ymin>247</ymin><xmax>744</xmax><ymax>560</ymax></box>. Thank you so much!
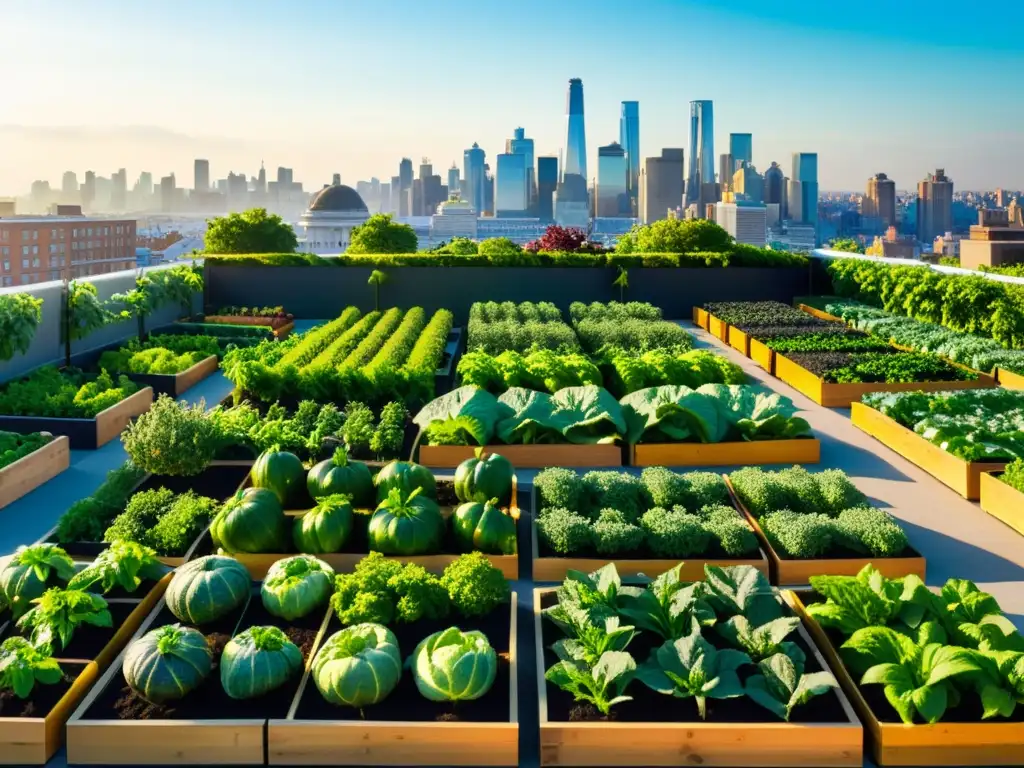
<box><xmin>0</xmin><ymin>386</ymin><xmax>153</xmax><ymax>450</ymax></box>
<box><xmin>0</xmin><ymin>573</ymin><xmax>171</xmax><ymax>765</ymax></box>
<box><xmin>0</xmin><ymin>434</ymin><xmax>70</xmax><ymax>509</ymax></box>
<box><xmin>708</xmin><ymin>314</ymin><xmax>730</xmax><ymax>342</ymax></box>
<box><xmin>980</xmin><ymin>471</ymin><xmax>1024</xmax><ymax>537</ymax></box>
<box><xmin>851</xmin><ymin>402</ymin><xmax>1006</xmax><ymax>500</ymax></box>
<box><xmin>788</xmin><ymin>591</ymin><xmax>1024</xmax><ymax>765</ymax></box>
<box><xmin>692</xmin><ymin>306</ymin><xmax>709</xmax><ymax>330</ymax></box>
<box><xmin>725</xmin><ymin>478</ymin><xmax>927</xmax><ymax>586</ymax></box>
<box><xmin>267</xmin><ymin>596</ymin><xmax>519</xmax><ymax>766</ymax></box>
<box><xmin>775</xmin><ymin>354</ymin><xmax>995</xmax><ymax>408</ymax></box>
<box><xmin>125</xmin><ymin>355</ymin><xmax>218</xmax><ymax>398</ymax></box>
<box><xmin>531</xmin><ymin>483</ymin><xmax>770</xmax><ymax>583</ymax></box>
<box><xmin>749</xmin><ymin>337</ymin><xmax>776</xmax><ymax>374</ymax></box>
<box><xmin>627</xmin><ymin>438</ymin><xmax>820</xmax><ymax>468</ymax></box>
<box><xmin>729</xmin><ymin>327</ymin><xmax>751</xmax><ymax>356</ymax></box>
<box><xmin>535</xmin><ymin>588</ymin><xmax>862</xmax><ymax>767</ymax></box>
<box><xmin>997</xmin><ymin>367</ymin><xmax>1024</xmax><ymax>390</ymax></box>
<box><xmin>797</xmin><ymin>304</ymin><xmax>844</xmax><ymax>324</ymax></box>
<box><xmin>204</xmin><ymin>314</ymin><xmax>293</xmax><ymax>330</ymax></box>
<box><xmin>418</xmin><ymin>442</ymin><xmax>623</xmax><ymax>469</ymax></box>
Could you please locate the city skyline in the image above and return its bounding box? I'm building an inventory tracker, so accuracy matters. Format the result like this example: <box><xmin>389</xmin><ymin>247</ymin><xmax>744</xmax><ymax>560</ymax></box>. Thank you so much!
<box><xmin>1</xmin><ymin>0</ymin><xmax>1022</xmax><ymax>194</ymax></box>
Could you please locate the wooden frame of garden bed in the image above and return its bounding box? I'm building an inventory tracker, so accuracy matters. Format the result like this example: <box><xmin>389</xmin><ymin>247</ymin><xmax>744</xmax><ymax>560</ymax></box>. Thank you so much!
<box><xmin>203</xmin><ymin>314</ymin><xmax>293</xmax><ymax>331</ymax></box>
<box><xmin>0</xmin><ymin>386</ymin><xmax>153</xmax><ymax>450</ymax></box>
<box><xmin>997</xmin><ymin>367</ymin><xmax>1024</xmax><ymax>390</ymax></box>
<box><xmin>0</xmin><ymin>572</ymin><xmax>171</xmax><ymax>765</ymax></box>
<box><xmin>749</xmin><ymin>337</ymin><xmax>776</xmax><ymax>374</ymax></box>
<box><xmin>796</xmin><ymin>304</ymin><xmax>844</xmax><ymax>324</ymax></box>
<box><xmin>979</xmin><ymin>471</ymin><xmax>1024</xmax><ymax>537</ymax></box>
<box><xmin>723</xmin><ymin>477</ymin><xmax>927</xmax><ymax>586</ymax></box>
<box><xmin>534</xmin><ymin>588</ymin><xmax>863</xmax><ymax>767</ymax></box>
<box><xmin>788</xmin><ymin>590</ymin><xmax>1024</xmax><ymax>765</ymax></box>
<box><xmin>418</xmin><ymin>442</ymin><xmax>623</xmax><ymax>469</ymax></box>
<box><xmin>66</xmin><ymin>586</ymin><xmax>330</xmax><ymax>766</ymax></box>
<box><xmin>530</xmin><ymin>481</ymin><xmax>771</xmax><ymax>583</ymax></box>
<box><xmin>627</xmin><ymin>438</ymin><xmax>820</xmax><ymax>468</ymax></box>
<box><xmin>266</xmin><ymin>595</ymin><xmax>519</xmax><ymax>766</ymax></box>
<box><xmin>851</xmin><ymin>402</ymin><xmax>1006</xmax><ymax>500</ymax></box>
<box><xmin>692</xmin><ymin>306</ymin><xmax>709</xmax><ymax>330</ymax></box>
<box><xmin>125</xmin><ymin>355</ymin><xmax>219</xmax><ymax>398</ymax></box>
<box><xmin>774</xmin><ymin>353</ymin><xmax>995</xmax><ymax>408</ymax></box>
<box><xmin>0</xmin><ymin>434</ymin><xmax>70</xmax><ymax>509</ymax></box>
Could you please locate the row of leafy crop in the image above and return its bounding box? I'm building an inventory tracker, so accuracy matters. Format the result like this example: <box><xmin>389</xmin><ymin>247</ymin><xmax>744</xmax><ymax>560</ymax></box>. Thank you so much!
<box><xmin>820</xmin><ymin>298</ymin><xmax>1024</xmax><ymax>375</ymax></box>
<box><xmin>828</xmin><ymin>257</ymin><xmax>1024</xmax><ymax>349</ymax></box>
<box><xmin>414</xmin><ymin>384</ymin><xmax>810</xmax><ymax>447</ymax></box>
<box><xmin>0</xmin><ymin>367</ymin><xmax>140</xmax><ymax>418</ymax></box>
<box><xmin>862</xmin><ymin>388</ymin><xmax>1024</xmax><ymax>461</ymax></box>
<box><xmin>0</xmin><ymin>431</ymin><xmax>53</xmax><ymax>472</ymax></box>
<box><xmin>542</xmin><ymin>563</ymin><xmax>839</xmax><ymax>722</ymax></box>
<box><xmin>467</xmin><ymin>301</ymin><xmax>580</xmax><ymax>354</ymax></box>
<box><xmin>224</xmin><ymin>306</ymin><xmax>452</xmax><ymax>405</ymax></box>
<box><xmin>97</xmin><ymin>334</ymin><xmax>223</xmax><ymax>375</ymax></box>
<box><xmin>805</xmin><ymin>565</ymin><xmax>1024</xmax><ymax>723</ymax></box>
<box><xmin>569</xmin><ymin>301</ymin><xmax>694</xmax><ymax>355</ymax></box>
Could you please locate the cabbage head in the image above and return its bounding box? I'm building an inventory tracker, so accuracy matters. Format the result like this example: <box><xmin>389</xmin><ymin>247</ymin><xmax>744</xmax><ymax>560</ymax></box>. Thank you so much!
<box><xmin>312</xmin><ymin>623</ymin><xmax>402</xmax><ymax>707</ymax></box>
<box><xmin>261</xmin><ymin>555</ymin><xmax>335</xmax><ymax>621</ymax></box>
<box><xmin>409</xmin><ymin>627</ymin><xmax>497</xmax><ymax>702</ymax></box>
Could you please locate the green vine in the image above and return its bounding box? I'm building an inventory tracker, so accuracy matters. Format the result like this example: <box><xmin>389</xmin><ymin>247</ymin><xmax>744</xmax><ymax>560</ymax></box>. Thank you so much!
<box><xmin>0</xmin><ymin>294</ymin><xmax>43</xmax><ymax>361</ymax></box>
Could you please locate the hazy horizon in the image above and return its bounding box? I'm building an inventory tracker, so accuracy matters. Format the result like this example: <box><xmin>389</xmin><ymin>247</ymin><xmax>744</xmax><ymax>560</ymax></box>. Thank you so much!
<box><xmin>2</xmin><ymin>0</ymin><xmax>1022</xmax><ymax>196</ymax></box>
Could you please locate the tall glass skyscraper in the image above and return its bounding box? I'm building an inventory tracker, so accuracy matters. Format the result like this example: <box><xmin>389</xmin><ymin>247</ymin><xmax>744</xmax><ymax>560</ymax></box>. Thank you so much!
<box><xmin>495</xmin><ymin>153</ymin><xmax>528</xmax><ymax>216</ymax></box>
<box><xmin>537</xmin><ymin>156</ymin><xmax>558</xmax><ymax>222</ymax></box>
<box><xmin>463</xmin><ymin>143</ymin><xmax>486</xmax><ymax>215</ymax></box>
<box><xmin>563</xmin><ymin>79</ymin><xmax>588</xmax><ymax>183</ymax></box>
<box><xmin>729</xmin><ymin>134</ymin><xmax>753</xmax><ymax>170</ymax></box>
<box><xmin>791</xmin><ymin>152</ymin><xmax>819</xmax><ymax>225</ymax></box>
<box><xmin>596</xmin><ymin>142</ymin><xmax>628</xmax><ymax>217</ymax></box>
<box><xmin>619</xmin><ymin>101</ymin><xmax>640</xmax><ymax>216</ymax></box>
<box><xmin>506</xmin><ymin>128</ymin><xmax>535</xmax><ymax>211</ymax></box>
<box><xmin>685</xmin><ymin>101</ymin><xmax>714</xmax><ymax>210</ymax></box>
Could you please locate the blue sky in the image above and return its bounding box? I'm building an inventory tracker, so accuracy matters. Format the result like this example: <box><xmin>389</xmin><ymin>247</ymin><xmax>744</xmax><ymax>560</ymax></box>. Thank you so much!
<box><xmin>1</xmin><ymin>0</ymin><xmax>1022</xmax><ymax>192</ymax></box>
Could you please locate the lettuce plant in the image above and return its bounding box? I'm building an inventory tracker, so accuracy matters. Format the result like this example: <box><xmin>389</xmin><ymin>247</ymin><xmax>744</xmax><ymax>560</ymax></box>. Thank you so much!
<box><xmin>551</xmin><ymin>564</ymin><xmax>622</xmax><ymax>613</ymax></box>
<box><xmin>17</xmin><ymin>588</ymin><xmax>112</xmax><ymax>652</ymax></box>
<box><xmin>0</xmin><ymin>637</ymin><xmax>62</xmax><ymax>698</ymax></box>
<box><xmin>68</xmin><ymin>541</ymin><xmax>169</xmax><ymax>595</ymax></box>
<box><xmin>548</xmin><ymin>606</ymin><xmax>636</xmax><ymax>667</ymax></box>
<box><xmin>716</xmin><ymin>614</ymin><xmax>803</xmax><ymax>664</ymax></box>
<box><xmin>745</xmin><ymin>653</ymin><xmax>837</xmax><ymax>721</ymax></box>
<box><xmin>702</xmin><ymin>565</ymin><xmax>781</xmax><ymax>627</ymax></box>
<box><xmin>545</xmin><ymin>650</ymin><xmax>636</xmax><ymax>716</ymax></box>
<box><xmin>617</xmin><ymin>566</ymin><xmax>715</xmax><ymax>640</ymax></box>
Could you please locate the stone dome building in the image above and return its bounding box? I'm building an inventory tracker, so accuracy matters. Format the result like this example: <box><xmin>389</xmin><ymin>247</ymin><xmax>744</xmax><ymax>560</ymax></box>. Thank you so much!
<box><xmin>299</xmin><ymin>184</ymin><xmax>370</xmax><ymax>253</ymax></box>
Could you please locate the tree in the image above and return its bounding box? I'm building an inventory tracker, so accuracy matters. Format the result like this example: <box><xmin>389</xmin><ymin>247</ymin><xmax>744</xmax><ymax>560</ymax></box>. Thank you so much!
<box><xmin>347</xmin><ymin>214</ymin><xmax>418</xmax><ymax>254</ymax></box>
<box><xmin>524</xmin><ymin>225</ymin><xmax>590</xmax><ymax>252</ymax></box>
<box><xmin>368</xmin><ymin>270</ymin><xmax>387</xmax><ymax>311</ymax></box>
<box><xmin>829</xmin><ymin>238</ymin><xmax>864</xmax><ymax>254</ymax></box>
<box><xmin>615</xmin><ymin>218</ymin><xmax>733</xmax><ymax>254</ymax></box>
<box><xmin>204</xmin><ymin>208</ymin><xmax>298</xmax><ymax>254</ymax></box>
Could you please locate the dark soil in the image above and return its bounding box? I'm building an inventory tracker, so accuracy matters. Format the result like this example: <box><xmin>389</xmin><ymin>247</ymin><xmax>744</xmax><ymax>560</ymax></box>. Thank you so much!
<box><xmin>294</xmin><ymin>606</ymin><xmax>512</xmax><ymax>722</ymax></box>
<box><xmin>743</xmin><ymin>324</ymin><xmax>854</xmax><ymax>340</ymax></box>
<box><xmin>539</xmin><ymin>592</ymin><xmax>850</xmax><ymax>725</ymax></box>
<box><xmin>0</xmin><ymin>663</ymin><xmax>85</xmax><ymax>718</ymax></box>
<box><xmin>10</xmin><ymin>601</ymin><xmax>137</xmax><ymax>661</ymax></box>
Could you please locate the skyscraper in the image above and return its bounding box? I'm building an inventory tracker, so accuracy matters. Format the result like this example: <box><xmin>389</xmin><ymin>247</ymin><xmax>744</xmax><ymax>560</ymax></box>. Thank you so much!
<box><xmin>463</xmin><ymin>143</ymin><xmax>486</xmax><ymax>214</ymax></box>
<box><xmin>418</xmin><ymin>159</ymin><xmax>445</xmax><ymax>216</ymax></box>
<box><xmin>619</xmin><ymin>101</ymin><xmax>640</xmax><ymax>216</ymax></box>
<box><xmin>916</xmin><ymin>169</ymin><xmax>954</xmax><ymax>244</ymax></box>
<box><xmin>764</xmin><ymin>162</ymin><xmax>786</xmax><ymax>219</ymax></box>
<box><xmin>398</xmin><ymin>158</ymin><xmax>414</xmax><ymax>217</ymax></box>
<box><xmin>447</xmin><ymin>164</ymin><xmax>460</xmax><ymax>196</ymax></box>
<box><xmin>729</xmin><ymin>134</ymin><xmax>753</xmax><ymax>170</ymax></box>
<box><xmin>111</xmin><ymin>168</ymin><xmax>127</xmax><ymax>211</ymax></box>
<box><xmin>495</xmin><ymin>153</ymin><xmax>528</xmax><ymax>216</ymax></box>
<box><xmin>596</xmin><ymin>142</ymin><xmax>629</xmax><ymax>217</ymax></box>
<box><xmin>194</xmin><ymin>159</ymin><xmax>210</xmax><ymax>192</ymax></box>
<box><xmin>638</xmin><ymin>148</ymin><xmax>685</xmax><ymax>224</ymax></box>
<box><xmin>389</xmin><ymin>175</ymin><xmax>401</xmax><ymax>213</ymax></box>
<box><xmin>506</xmin><ymin>128</ymin><xmax>535</xmax><ymax>211</ymax></box>
<box><xmin>733</xmin><ymin>162</ymin><xmax>764</xmax><ymax>203</ymax></box>
<box><xmin>685</xmin><ymin>101</ymin><xmax>714</xmax><ymax>212</ymax></box>
<box><xmin>563</xmin><ymin>79</ymin><xmax>588</xmax><ymax>183</ymax></box>
<box><xmin>864</xmin><ymin>173</ymin><xmax>897</xmax><ymax>229</ymax></box>
<box><xmin>537</xmin><ymin>156</ymin><xmax>558</xmax><ymax>222</ymax></box>
<box><xmin>719</xmin><ymin>154</ymin><xmax>734</xmax><ymax>193</ymax></box>
<box><xmin>256</xmin><ymin>163</ymin><xmax>267</xmax><ymax>194</ymax></box>
<box><xmin>81</xmin><ymin>171</ymin><xmax>96</xmax><ymax>210</ymax></box>
<box><xmin>791</xmin><ymin>152</ymin><xmax>819</xmax><ymax>225</ymax></box>
<box><xmin>61</xmin><ymin>171</ymin><xmax>78</xmax><ymax>201</ymax></box>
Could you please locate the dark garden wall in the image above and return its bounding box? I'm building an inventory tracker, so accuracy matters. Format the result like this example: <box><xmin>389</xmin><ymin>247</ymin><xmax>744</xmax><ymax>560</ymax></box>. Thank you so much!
<box><xmin>205</xmin><ymin>265</ymin><xmax>812</xmax><ymax>323</ymax></box>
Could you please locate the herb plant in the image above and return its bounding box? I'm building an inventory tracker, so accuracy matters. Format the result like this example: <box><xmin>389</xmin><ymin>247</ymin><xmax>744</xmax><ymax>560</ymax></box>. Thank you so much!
<box><xmin>17</xmin><ymin>588</ymin><xmax>112</xmax><ymax>652</ymax></box>
<box><xmin>121</xmin><ymin>395</ymin><xmax>220</xmax><ymax>476</ymax></box>
<box><xmin>0</xmin><ymin>431</ymin><xmax>52</xmax><ymax>471</ymax></box>
<box><xmin>0</xmin><ymin>637</ymin><xmax>63</xmax><ymax>698</ymax></box>
<box><xmin>0</xmin><ymin>367</ymin><xmax>139</xmax><ymax>418</ymax></box>
<box><xmin>68</xmin><ymin>541</ymin><xmax>169</xmax><ymax>594</ymax></box>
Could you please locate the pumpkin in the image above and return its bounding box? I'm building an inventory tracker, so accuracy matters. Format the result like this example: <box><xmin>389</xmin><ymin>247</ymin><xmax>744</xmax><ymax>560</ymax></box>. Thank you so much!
<box><xmin>0</xmin><ymin>545</ymin><xmax>76</xmax><ymax>619</ymax></box>
<box><xmin>454</xmin><ymin>450</ymin><xmax>514</xmax><ymax>505</ymax></box>
<box><xmin>373</xmin><ymin>461</ymin><xmax>435</xmax><ymax>502</ymax></box>
<box><xmin>211</xmin><ymin>488</ymin><xmax>287</xmax><ymax>554</ymax></box>
<box><xmin>260</xmin><ymin>555</ymin><xmax>334</xmax><ymax>621</ymax></box>
<box><xmin>293</xmin><ymin>495</ymin><xmax>353</xmax><ymax>554</ymax></box>
<box><xmin>367</xmin><ymin>487</ymin><xmax>444</xmax><ymax>555</ymax></box>
<box><xmin>306</xmin><ymin>448</ymin><xmax>374</xmax><ymax>507</ymax></box>
<box><xmin>123</xmin><ymin>624</ymin><xmax>212</xmax><ymax>703</ymax></box>
<box><xmin>251</xmin><ymin>447</ymin><xmax>305</xmax><ymax>505</ymax></box>
<box><xmin>452</xmin><ymin>499</ymin><xmax>517</xmax><ymax>555</ymax></box>
<box><xmin>312</xmin><ymin>623</ymin><xmax>402</xmax><ymax>707</ymax></box>
<box><xmin>220</xmin><ymin>625</ymin><xmax>302</xmax><ymax>700</ymax></box>
<box><xmin>165</xmin><ymin>555</ymin><xmax>250</xmax><ymax>625</ymax></box>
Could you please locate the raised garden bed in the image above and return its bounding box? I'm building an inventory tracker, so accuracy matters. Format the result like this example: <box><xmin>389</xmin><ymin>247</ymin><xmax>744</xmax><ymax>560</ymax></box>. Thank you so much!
<box><xmin>124</xmin><ymin>355</ymin><xmax>219</xmax><ymax>398</ymax></box>
<box><xmin>788</xmin><ymin>589</ymin><xmax>1024</xmax><ymax>766</ymax></box>
<box><xmin>0</xmin><ymin>387</ymin><xmax>153</xmax><ymax>450</ymax></box>
<box><xmin>708</xmin><ymin>314</ymin><xmax>729</xmax><ymax>342</ymax></box>
<box><xmin>775</xmin><ymin>353</ymin><xmax>994</xmax><ymax>408</ymax></box>
<box><xmin>998</xmin><ymin>367</ymin><xmax>1024</xmax><ymax>390</ymax></box>
<box><xmin>204</xmin><ymin>315</ymin><xmax>294</xmax><ymax>330</ymax></box>
<box><xmin>627</xmin><ymin>439</ymin><xmax>820</xmax><ymax>468</ymax></box>
<box><xmin>0</xmin><ymin>572</ymin><xmax>171</xmax><ymax>765</ymax></box>
<box><xmin>535</xmin><ymin>586</ymin><xmax>863</xmax><ymax>767</ymax></box>
<box><xmin>0</xmin><ymin>434</ymin><xmax>70</xmax><ymax>509</ymax></box>
<box><xmin>418</xmin><ymin>442</ymin><xmax>623</xmax><ymax>469</ymax></box>
<box><xmin>749</xmin><ymin>337</ymin><xmax>775</xmax><ymax>374</ymax></box>
<box><xmin>266</xmin><ymin>595</ymin><xmax>519</xmax><ymax>766</ymax></box>
<box><xmin>692</xmin><ymin>306</ymin><xmax>709</xmax><ymax>330</ymax></box>
<box><xmin>851</xmin><ymin>402</ymin><xmax>1006</xmax><ymax>500</ymax></box>
<box><xmin>979</xmin><ymin>471</ymin><xmax>1024</xmax><ymax>537</ymax></box>
<box><xmin>729</xmin><ymin>326</ymin><xmax>751</xmax><ymax>356</ymax></box>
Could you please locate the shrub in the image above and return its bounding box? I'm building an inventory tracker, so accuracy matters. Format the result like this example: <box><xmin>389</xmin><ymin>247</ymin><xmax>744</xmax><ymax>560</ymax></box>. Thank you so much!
<box><xmin>121</xmin><ymin>395</ymin><xmax>220</xmax><ymax>476</ymax></box>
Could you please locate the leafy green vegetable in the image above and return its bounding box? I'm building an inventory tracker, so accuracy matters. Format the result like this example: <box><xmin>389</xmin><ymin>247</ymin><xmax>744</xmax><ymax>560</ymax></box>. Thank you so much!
<box><xmin>745</xmin><ymin>653</ymin><xmax>838</xmax><ymax>721</ymax></box>
<box><xmin>0</xmin><ymin>637</ymin><xmax>63</xmax><ymax>698</ymax></box>
<box><xmin>410</xmin><ymin>627</ymin><xmax>497</xmax><ymax>702</ymax></box>
<box><xmin>441</xmin><ymin>552</ymin><xmax>510</xmax><ymax>617</ymax></box>
<box><xmin>330</xmin><ymin>554</ymin><xmax>451</xmax><ymax>626</ymax></box>
<box><xmin>0</xmin><ymin>367</ymin><xmax>139</xmax><ymax>418</ymax></box>
<box><xmin>68</xmin><ymin>541</ymin><xmax>169</xmax><ymax>594</ymax></box>
<box><xmin>0</xmin><ymin>545</ymin><xmax>77</xmax><ymax>618</ymax></box>
<box><xmin>122</xmin><ymin>395</ymin><xmax>220</xmax><ymax>476</ymax></box>
<box><xmin>617</xmin><ymin>566</ymin><xmax>715</xmax><ymax>640</ymax></box>
<box><xmin>545</xmin><ymin>651</ymin><xmax>636</xmax><ymax>716</ymax></box>
<box><xmin>17</xmin><ymin>588</ymin><xmax>112</xmax><ymax>652</ymax></box>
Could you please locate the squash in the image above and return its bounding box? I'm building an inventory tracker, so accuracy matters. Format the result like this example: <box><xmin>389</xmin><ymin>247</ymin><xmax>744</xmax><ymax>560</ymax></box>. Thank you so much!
<box><xmin>251</xmin><ymin>447</ymin><xmax>305</xmax><ymax>505</ymax></box>
<box><xmin>123</xmin><ymin>624</ymin><xmax>212</xmax><ymax>703</ymax></box>
<box><xmin>373</xmin><ymin>460</ymin><xmax>435</xmax><ymax>502</ymax></box>
<box><xmin>211</xmin><ymin>488</ymin><xmax>287</xmax><ymax>554</ymax></box>
<box><xmin>165</xmin><ymin>555</ymin><xmax>250</xmax><ymax>625</ymax></box>
<box><xmin>293</xmin><ymin>495</ymin><xmax>353</xmax><ymax>554</ymax></box>
<box><xmin>452</xmin><ymin>499</ymin><xmax>517</xmax><ymax>555</ymax></box>
<box><xmin>307</xmin><ymin>448</ymin><xmax>374</xmax><ymax>507</ymax></box>
<box><xmin>220</xmin><ymin>625</ymin><xmax>302</xmax><ymax>700</ymax></box>
<box><xmin>454</xmin><ymin>450</ymin><xmax>514</xmax><ymax>504</ymax></box>
<box><xmin>312</xmin><ymin>623</ymin><xmax>402</xmax><ymax>707</ymax></box>
<box><xmin>367</xmin><ymin>487</ymin><xmax>444</xmax><ymax>555</ymax></box>
<box><xmin>260</xmin><ymin>555</ymin><xmax>334</xmax><ymax>621</ymax></box>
